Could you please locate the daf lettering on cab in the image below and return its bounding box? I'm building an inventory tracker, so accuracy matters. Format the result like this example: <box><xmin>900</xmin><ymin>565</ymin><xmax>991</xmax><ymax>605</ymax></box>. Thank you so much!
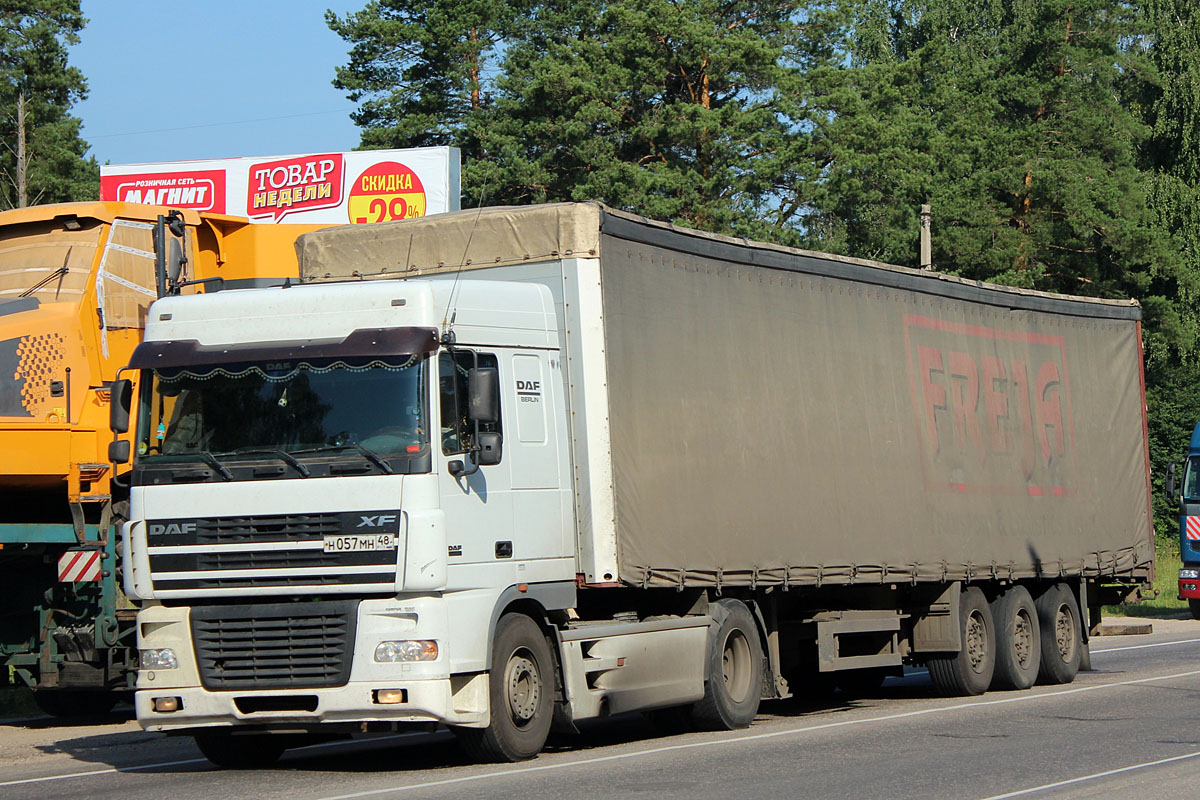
<box><xmin>111</xmin><ymin>203</ymin><xmax>1153</xmax><ymax>768</ymax></box>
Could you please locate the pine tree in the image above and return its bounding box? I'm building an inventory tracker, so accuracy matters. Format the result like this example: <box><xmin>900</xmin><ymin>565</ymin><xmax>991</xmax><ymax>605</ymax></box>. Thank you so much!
<box><xmin>327</xmin><ymin>0</ymin><xmax>528</xmax><ymax>152</ymax></box>
<box><xmin>798</xmin><ymin>0</ymin><xmax>1174</xmax><ymax>306</ymax></box>
<box><xmin>0</xmin><ymin>0</ymin><xmax>96</xmax><ymax>207</ymax></box>
<box><xmin>472</xmin><ymin>0</ymin><xmax>804</xmax><ymax>235</ymax></box>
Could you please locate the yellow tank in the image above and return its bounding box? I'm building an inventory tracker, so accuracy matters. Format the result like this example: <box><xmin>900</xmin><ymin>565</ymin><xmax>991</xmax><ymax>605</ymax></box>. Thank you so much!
<box><xmin>0</xmin><ymin>202</ymin><xmax>324</xmax><ymax>522</ymax></box>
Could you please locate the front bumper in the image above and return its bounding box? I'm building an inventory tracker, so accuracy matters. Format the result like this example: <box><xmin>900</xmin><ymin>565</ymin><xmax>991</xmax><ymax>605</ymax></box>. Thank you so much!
<box><xmin>137</xmin><ymin>675</ymin><xmax>489</xmax><ymax>733</ymax></box>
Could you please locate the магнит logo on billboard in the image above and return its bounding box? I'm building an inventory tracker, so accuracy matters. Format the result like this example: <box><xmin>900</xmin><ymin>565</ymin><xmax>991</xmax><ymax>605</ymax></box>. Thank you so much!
<box><xmin>247</xmin><ymin>153</ymin><xmax>345</xmax><ymax>221</ymax></box>
<box><xmin>100</xmin><ymin>170</ymin><xmax>226</xmax><ymax>212</ymax></box>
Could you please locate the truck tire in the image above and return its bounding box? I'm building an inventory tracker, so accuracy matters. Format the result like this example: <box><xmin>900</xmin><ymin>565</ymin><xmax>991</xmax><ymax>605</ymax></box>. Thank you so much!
<box><xmin>454</xmin><ymin>613</ymin><xmax>555</xmax><ymax>762</ymax></box>
<box><xmin>1189</xmin><ymin>599</ymin><xmax>1200</xmax><ymax>621</ymax></box>
<box><xmin>990</xmin><ymin>585</ymin><xmax>1041</xmax><ymax>690</ymax></box>
<box><xmin>194</xmin><ymin>732</ymin><xmax>288</xmax><ymax>769</ymax></box>
<box><xmin>690</xmin><ymin>598</ymin><xmax>763</xmax><ymax>730</ymax></box>
<box><xmin>927</xmin><ymin>586</ymin><xmax>995</xmax><ymax>697</ymax></box>
<box><xmin>1035</xmin><ymin>583</ymin><xmax>1082</xmax><ymax>685</ymax></box>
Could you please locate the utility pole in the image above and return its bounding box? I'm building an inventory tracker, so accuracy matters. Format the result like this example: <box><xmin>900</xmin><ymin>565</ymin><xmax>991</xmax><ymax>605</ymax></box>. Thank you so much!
<box><xmin>919</xmin><ymin>203</ymin><xmax>931</xmax><ymax>270</ymax></box>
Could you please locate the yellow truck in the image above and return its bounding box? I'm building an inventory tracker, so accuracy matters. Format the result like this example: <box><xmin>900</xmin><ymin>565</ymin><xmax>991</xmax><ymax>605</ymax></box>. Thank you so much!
<box><xmin>0</xmin><ymin>202</ymin><xmax>320</xmax><ymax>716</ymax></box>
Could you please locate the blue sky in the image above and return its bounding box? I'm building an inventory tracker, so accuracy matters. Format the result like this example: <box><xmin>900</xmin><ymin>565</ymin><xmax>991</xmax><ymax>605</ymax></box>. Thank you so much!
<box><xmin>71</xmin><ymin>1</ymin><xmax>363</xmax><ymax>166</ymax></box>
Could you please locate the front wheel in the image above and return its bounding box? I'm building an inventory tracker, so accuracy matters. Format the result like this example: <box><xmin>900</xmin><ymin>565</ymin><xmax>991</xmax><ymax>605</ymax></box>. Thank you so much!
<box><xmin>1189</xmin><ymin>599</ymin><xmax>1200</xmax><ymax>621</ymax></box>
<box><xmin>454</xmin><ymin>613</ymin><xmax>555</xmax><ymax>762</ymax></box>
<box><xmin>690</xmin><ymin>598</ymin><xmax>763</xmax><ymax>730</ymax></box>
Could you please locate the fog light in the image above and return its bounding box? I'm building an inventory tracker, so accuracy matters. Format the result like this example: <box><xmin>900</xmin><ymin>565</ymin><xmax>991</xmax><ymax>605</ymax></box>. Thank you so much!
<box><xmin>140</xmin><ymin>648</ymin><xmax>178</xmax><ymax>669</ymax></box>
<box><xmin>1181</xmin><ymin>569</ymin><xmax>1200</xmax><ymax>579</ymax></box>
<box><xmin>375</xmin><ymin>640</ymin><xmax>438</xmax><ymax>662</ymax></box>
<box><xmin>373</xmin><ymin>688</ymin><xmax>408</xmax><ymax>705</ymax></box>
<box><xmin>152</xmin><ymin>696</ymin><xmax>181</xmax><ymax>712</ymax></box>
<box><xmin>1183</xmin><ymin>583</ymin><xmax>1198</xmax><ymax>592</ymax></box>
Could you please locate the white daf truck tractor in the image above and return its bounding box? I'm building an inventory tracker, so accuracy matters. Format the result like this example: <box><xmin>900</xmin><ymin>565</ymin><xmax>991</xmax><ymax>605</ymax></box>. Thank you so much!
<box><xmin>108</xmin><ymin>203</ymin><xmax>1154</xmax><ymax>768</ymax></box>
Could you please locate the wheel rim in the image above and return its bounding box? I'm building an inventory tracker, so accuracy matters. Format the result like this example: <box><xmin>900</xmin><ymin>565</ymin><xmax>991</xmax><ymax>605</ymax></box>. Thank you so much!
<box><xmin>1054</xmin><ymin>604</ymin><xmax>1076</xmax><ymax>661</ymax></box>
<box><xmin>1013</xmin><ymin>608</ymin><xmax>1034</xmax><ymax>669</ymax></box>
<box><xmin>504</xmin><ymin>649</ymin><xmax>541</xmax><ymax>728</ymax></box>
<box><xmin>966</xmin><ymin>610</ymin><xmax>988</xmax><ymax>674</ymax></box>
<box><xmin>721</xmin><ymin>629</ymin><xmax>753</xmax><ymax>703</ymax></box>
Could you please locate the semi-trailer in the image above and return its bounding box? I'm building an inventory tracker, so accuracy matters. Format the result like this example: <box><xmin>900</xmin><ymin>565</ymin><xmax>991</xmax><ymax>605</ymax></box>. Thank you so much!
<box><xmin>0</xmin><ymin>202</ymin><xmax>322</xmax><ymax>715</ymax></box>
<box><xmin>111</xmin><ymin>202</ymin><xmax>1153</xmax><ymax>765</ymax></box>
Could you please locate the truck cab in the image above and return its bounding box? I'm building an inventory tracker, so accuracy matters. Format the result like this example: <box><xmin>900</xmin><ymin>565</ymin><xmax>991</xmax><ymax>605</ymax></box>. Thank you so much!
<box><xmin>1175</xmin><ymin>423</ymin><xmax>1200</xmax><ymax>618</ymax></box>
<box><xmin>122</xmin><ymin>279</ymin><xmax>578</xmax><ymax>746</ymax></box>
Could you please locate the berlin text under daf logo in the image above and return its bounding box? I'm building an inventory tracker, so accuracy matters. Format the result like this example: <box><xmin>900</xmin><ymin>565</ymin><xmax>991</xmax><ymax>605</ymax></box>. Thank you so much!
<box><xmin>357</xmin><ymin>514</ymin><xmax>397</xmax><ymax>528</ymax></box>
<box><xmin>149</xmin><ymin>522</ymin><xmax>197</xmax><ymax>536</ymax></box>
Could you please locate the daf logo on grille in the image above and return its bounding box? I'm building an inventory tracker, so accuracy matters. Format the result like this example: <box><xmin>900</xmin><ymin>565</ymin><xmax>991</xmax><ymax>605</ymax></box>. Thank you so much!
<box><xmin>357</xmin><ymin>514</ymin><xmax>397</xmax><ymax>528</ymax></box>
<box><xmin>149</xmin><ymin>522</ymin><xmax>197</xmax><ymax>535</ymax></box>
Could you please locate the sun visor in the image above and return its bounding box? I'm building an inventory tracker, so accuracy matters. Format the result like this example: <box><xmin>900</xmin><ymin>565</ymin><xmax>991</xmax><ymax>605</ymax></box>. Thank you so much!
<box><xmin>129</xmin><ymin>326</ymin><xmax>439</xmax><ymax>369</ymax></box>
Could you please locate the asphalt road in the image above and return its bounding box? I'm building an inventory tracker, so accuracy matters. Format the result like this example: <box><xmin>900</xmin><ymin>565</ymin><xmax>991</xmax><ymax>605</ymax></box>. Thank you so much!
<box><xmin>4</xmin><ymin>617</ymin><xmax>1200</xmax><ymax>800</ymax></box>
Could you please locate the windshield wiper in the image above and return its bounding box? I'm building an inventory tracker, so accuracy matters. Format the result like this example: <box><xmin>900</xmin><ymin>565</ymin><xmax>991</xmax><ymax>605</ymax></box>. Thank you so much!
<box><xmin>220</xmin><ymin>448</ymin><xmax>311</xmax><ymax>478</ymax></box>
<box><xmin>295</xmin><ymin>443</ymin><xmax>394</xmax><ymax>475</ymax></box>
<box><xmin>193</xmin><ymin>451</ymin><xmax>234</xmax><ymax>481</ymax></box>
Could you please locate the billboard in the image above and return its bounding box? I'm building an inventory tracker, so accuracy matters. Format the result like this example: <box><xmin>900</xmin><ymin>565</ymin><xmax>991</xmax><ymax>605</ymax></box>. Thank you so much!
<box><xmin>100</xmin><ymin>147</ymin><xmax>460</xmax><ymax>224</ymax></box>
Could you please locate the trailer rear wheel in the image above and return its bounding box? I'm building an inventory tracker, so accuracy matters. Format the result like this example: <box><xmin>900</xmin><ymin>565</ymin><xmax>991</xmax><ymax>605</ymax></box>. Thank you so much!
<box><xmin>990</xmin><ymin>585</ymin><xmax>1041</xmax><ymax>690</ymax></box>
<box><xmin>194</xmin><ymin>732</ymin><xmax>288</xmax><ymax>769</ymax></box>
<box><xmin>454</xmin><ymin>613</ymin><xmax>554</xmax><ymax>762</ymax></box>
<box><xmin>690</xmin><ymin>599</ymin><xmax>762</xmax><ymax>730</ymax></box>
<box><xmin>1035</xmin><ymin>583</ymin><xmax>1081</xmax><ymax>685</ymax></box>
<box><xmin>927</xmin><ymin>586</ymin><xmax>995</xmax><ymax>696</ymax></box>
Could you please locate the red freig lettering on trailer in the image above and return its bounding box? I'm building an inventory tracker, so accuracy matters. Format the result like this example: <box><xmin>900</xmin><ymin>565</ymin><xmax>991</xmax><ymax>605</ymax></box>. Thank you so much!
<box><xmin>903</xmin><ymin>314</ymin><xmax>1076</xmax><ymax>497</ymax></box>
<box><xmin>99</xmin><ymin>169</ymin><xmax>226</xmax><ymax>213</ymax></box>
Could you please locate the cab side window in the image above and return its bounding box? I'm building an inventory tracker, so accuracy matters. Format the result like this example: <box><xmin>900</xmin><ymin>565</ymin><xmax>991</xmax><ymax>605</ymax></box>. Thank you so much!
<box><xmin>439</xmin><ymin>351</ymin><xmax>501</xmax><ymax>456</ymax></box>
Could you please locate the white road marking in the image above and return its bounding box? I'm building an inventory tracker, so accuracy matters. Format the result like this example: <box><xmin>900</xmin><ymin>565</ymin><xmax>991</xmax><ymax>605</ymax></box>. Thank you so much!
<box><xmin>308</xmin><ymin>668</ymin><xmax>1200</xmax><ymax>800</ymax></box>
<box><xmin>974</xmin><ymin>750</ymin><xmax>1200</xmax><ymax>799</ymax></box>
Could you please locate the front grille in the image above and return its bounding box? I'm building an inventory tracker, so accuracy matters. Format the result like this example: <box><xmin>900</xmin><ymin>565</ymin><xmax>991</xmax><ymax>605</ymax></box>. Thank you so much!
<box><xmin>191</xmin><ymin>600</ymin><xmax>358</xmax><ymax>690</ymax></box>
<box><xmin>147</xmin><ymin>510</ymin><xmax>400</xmax><ymax>593</ymax></box>
<box><xmin>148</xmin><ymin>513</ymin><xmax>341</xmax><ymax>547</ymax></box>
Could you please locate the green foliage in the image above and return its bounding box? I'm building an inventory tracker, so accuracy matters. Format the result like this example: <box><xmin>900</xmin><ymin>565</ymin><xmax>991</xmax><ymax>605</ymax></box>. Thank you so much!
<box><xmin>327</xmin><ymin>0</ymin><xmax>529</xmax><ymax>151</ymax></box>
<box><xmin>0</xmin><ymin>0</ymin><xmax>97</xmax><ymax>206</ymax></box>
<box><xmin>799</xmin><ymin>0</ymin><xmax>1173</xmax><ymax>303</ymax></box>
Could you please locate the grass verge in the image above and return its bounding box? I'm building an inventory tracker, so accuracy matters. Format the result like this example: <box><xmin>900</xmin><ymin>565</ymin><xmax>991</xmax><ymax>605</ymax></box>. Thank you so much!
<box><xmin>1103</xmin><ymin>537</ymin><xmax>1191</xmax><ymax>618</ymax></box>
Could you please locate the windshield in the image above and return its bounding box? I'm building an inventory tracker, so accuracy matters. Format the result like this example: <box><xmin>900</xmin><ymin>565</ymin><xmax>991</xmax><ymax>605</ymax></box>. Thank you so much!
<box><xmin>136</xmin><ymin>354</ymin><xmax>427</xmax><ymax>462</ymax></box>
<box><xmin>1185</xmin><ymin>456</ymin><xmax>1200</xmax><ymax>502</ymax></box>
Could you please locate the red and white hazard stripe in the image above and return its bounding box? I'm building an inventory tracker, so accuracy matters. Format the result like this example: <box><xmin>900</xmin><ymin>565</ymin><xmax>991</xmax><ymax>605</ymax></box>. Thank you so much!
<box><xmin>1187</xmin><ymin>517</ymin><xmax>1200</xmax><ymax>541</ymax></box>
<box><xmin>58</xmin><ymin>549</ymin><xmax>101</xmax><ymax>582</ymax></box>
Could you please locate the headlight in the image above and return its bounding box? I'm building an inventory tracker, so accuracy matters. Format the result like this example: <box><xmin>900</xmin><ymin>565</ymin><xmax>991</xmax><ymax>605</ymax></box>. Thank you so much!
<box><xmin>140</xmin><ymin>648</ymin><xmax>178</xmax><ymax>669</ymax></box>
<box><xmin>1181</xmin><ymin>569</ymin><xmax>1200</xmax><ymax>580</ymax></box>
<box><xmin>375</xmin><ymin>640</ymin><xmax>438</xmax><ymax>662</ymax></box>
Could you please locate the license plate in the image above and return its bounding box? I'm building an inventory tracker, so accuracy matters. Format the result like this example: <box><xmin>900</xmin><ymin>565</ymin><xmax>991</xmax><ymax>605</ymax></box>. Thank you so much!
<box><xmin>323</xmin><ymin>533</ymin><xmax>398</xmax><ymax>553</ymax></box>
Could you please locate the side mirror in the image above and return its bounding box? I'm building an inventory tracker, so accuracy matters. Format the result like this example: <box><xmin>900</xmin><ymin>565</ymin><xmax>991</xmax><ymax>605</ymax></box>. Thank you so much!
<box><xmin>109</xmin><ymin>378</ymin><xmax>132</xmax><ymax>434</ymax></box>
<box><xmin>1166</xmin><ymin>462</ymin><xmax>1179</xmax><ymax>500</ymax></box>
<box><xmin>467</xmin><ymin>367</ymin><xmax>499</xmax><ymax>423</ymax></box>
<box><xmin>477</xmin><ymin>431</ymin><xmax>502</xmax><ymax>466</ymax></box>
<box><xmin>167</xmin><ymin>238</ymin><xmax>185</xmax><ymax>285</ymax></box>
<box><xmin>109</xmin><ymin>440</ymin><xmax>130</xmax><ymax>464</ymax></box>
